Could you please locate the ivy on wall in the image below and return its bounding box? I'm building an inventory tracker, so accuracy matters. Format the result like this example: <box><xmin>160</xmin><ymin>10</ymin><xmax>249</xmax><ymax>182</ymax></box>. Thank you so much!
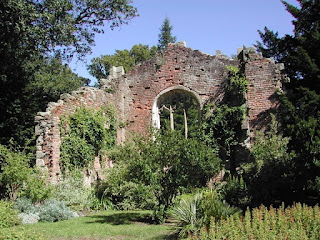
<box><xmin>60</xmin><ymin>106</ymin><xmax>117</xmax><ymax>171</ymax></box>
<box><xmin>202</xmin><ymin>65</ymin><xmax>249</xmax><ymax>174</ymax></box>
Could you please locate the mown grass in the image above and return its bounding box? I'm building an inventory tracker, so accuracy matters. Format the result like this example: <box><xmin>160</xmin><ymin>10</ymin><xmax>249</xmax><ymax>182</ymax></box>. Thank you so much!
<box><xmin>14</xmin><ymin>210</ymin><xmax>177</xmax><ymax>240</ymax></box>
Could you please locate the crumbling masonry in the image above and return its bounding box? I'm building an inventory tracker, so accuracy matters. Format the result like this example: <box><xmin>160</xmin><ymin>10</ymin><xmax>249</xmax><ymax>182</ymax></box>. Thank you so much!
<box><xmin>35</xmin><ymin>42</ymin><xmax>285</xmax><ymax>182</ymax></box>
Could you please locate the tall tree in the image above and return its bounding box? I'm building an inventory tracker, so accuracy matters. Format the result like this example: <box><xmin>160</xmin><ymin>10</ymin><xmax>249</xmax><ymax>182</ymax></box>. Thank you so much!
<box><xmin>157</xmin><ymin>17</ymin><xmax>177</xmax><ymax>50</ymax></box>
<box><xmin>256</xmin><ymin>0</ymin><xmax>320</xmax><ymax>203</ymax></box>
<box><xmin>0</xmin><ymin>0</ymin><xmax>137</xmax><ymax>146</ymax></box>
<box><xmin>256</xmin><ymin>0</ymin><xmax>320</xmax><ymax>93</ymax></box>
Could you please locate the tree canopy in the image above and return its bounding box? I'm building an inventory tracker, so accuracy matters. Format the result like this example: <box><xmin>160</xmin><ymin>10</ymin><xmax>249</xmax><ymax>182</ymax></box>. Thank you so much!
<box><xmin>88</xmin><ymin>44</ymin><xmax>157</xmax><ymax>83</ymax></box>
<box><xmin>0</xmin><ymin>0</ymin><xmax>138</xmax><ymax>146</ymax></box>
<box><xmin>256</xmin><ymin>0</ymin><xmax>320</xmax><ymax>93</ymax></box>
<box><xmin>256</xmin><ymin>0</ymin><xmax>320</xmax><ymax>204</ymax></box>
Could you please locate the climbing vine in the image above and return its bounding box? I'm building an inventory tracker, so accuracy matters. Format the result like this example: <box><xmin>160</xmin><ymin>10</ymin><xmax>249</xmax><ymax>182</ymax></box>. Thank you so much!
<box><xmin>202</xmin><ymin>65</ymin><xmax>248</xmax><ymax>174</ymax></box>
<box><xmin>60</xmin><ymin>106</ymin><xmax>117</xmax><ymax>171</ymax></box>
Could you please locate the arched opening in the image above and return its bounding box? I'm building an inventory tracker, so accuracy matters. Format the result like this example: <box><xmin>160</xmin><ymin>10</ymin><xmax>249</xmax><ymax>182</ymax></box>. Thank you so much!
<box><xmin>152</xmin><ymin>86</ymin><xmax>201</xmax><ymax>138</ymax></box>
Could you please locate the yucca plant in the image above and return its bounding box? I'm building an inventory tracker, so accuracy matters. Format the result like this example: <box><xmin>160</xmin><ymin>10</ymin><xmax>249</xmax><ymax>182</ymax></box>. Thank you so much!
<box><xmin>170</xmin><ymin>190</ymin><xmax>240</xmax><ymax>238</ymax></box>
<box><xmin>170</xmin><ymin>193</ymin><xmax>204</xmax><ymax>237</ymax></box>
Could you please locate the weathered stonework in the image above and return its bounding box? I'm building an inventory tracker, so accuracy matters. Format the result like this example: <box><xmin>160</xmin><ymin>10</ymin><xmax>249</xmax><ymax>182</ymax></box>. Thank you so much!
<box><xmin>35</xmin><ymin>43</ymin><xmax>285</xmax><ymax>182</ymax></box>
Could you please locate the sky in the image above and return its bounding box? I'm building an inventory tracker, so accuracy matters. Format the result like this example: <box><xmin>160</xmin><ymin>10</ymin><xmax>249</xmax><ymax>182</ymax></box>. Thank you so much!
<box><xmin>70</xmin><ymin>0</ymin><xmax>298</xmax><ymax>84</ymax></box>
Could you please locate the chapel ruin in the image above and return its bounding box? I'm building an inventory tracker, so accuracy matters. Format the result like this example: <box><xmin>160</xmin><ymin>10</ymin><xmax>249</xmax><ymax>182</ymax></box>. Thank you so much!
<box><xmin>35</xmin><ymin>42</ymin><xmax>285</xmax><ymax>182</ymax></box>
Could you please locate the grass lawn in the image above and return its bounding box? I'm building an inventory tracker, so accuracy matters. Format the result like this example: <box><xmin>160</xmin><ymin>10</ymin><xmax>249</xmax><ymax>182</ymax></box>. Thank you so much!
<box><xmin>17</xmin><ymin>210</ymin><xmax>177</xmax><ymax>240</ymax></box>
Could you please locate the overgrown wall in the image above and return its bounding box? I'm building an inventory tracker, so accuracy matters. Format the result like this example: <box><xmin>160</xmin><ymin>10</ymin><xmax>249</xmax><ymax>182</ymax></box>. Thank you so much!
<box><xmin>35</xmin><ymin>42</ymin><xmax>286</xmax><ymax>182</ymax></box>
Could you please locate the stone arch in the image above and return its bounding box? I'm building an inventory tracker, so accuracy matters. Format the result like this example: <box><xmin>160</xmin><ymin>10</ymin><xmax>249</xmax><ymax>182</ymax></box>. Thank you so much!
<box><xmin>152</xmin><ymin>85</ymin><xmax>201</xmax><ymax>129</ymax></box>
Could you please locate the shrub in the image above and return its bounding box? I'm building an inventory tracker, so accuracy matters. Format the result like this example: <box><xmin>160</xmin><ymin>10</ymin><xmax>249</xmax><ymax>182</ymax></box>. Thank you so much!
<box><xmin>18</xmin><ymin>213</ymin><xmax>40</xmax><ymax>224</ymax></box>
<box><xmin>170</xmin><ymin>193</ymin><xmax>204</xmax><ymax>237</ymax></box>
<box><xmin>0</xmin><ymin>145</ymin><xmax>32</xmax><ymax>201</ymax></box>
<box><xmin>21</xmin><ymin>172</ymin><xmax>53</xmax><ymax>203</ymax></box>
<box><xmin>37</xmin><ymin>199</ymin><xmax>78</xmax><ymax>222</ymax></box>
<box><xmin>0</xmin><ymin>145</ymin><xmax>52</xmax><ymax>203</ymax></box>
<box><xmin>197</xmin><ymin>203</ymin><xmax>320</xmax><ymax>240</ymax></box>
<box><xmin>220</xmin><ymin>175</ymin><xmax>251</xmax><ymax>210</ymax></box>
<box><xmin>53</xmin><ymin>171</ymin><xmax>93</xmax><ymax>211</ymax></box>
<box><xmin>0</xmin><ymin>200</ymin><xmax>21</xmax><ymax>228</ymax></box>
<box><xmin>14</xmin><ymin>198</ymin><xmax>35</xmax><ymax>213</ymax></box>
<box><xmin>243</xmin><ymin>114</ymin><xmax>295</xmax><ymax>206</ymax></box>
<box><xmin>0</xmin><ymin>227</ymin><xmax>45</xmax><ymax>240</ymax></box>
<box><xmin>170</xmin><ymin>190</ymin><xmax>240</xmax><ymax>238</ymax></box>
<box><xmin>97</xmin><ymin>166</ymin><xmax>157</xmax><ymax>210</ymax></box>
<box><xmin>15</xmin><ymin>198</ymin><xmax>78</xmax><ymax>223</ymax></box>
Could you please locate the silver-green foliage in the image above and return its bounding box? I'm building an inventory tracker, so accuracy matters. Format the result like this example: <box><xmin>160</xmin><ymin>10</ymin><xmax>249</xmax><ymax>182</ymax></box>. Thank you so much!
<box><xmin>14</xmin><ymin>197</ymin><xmax>78</xmax><ymax>223</ymax></box>
<box><xmin>53</xmin><ymin>171</ymin><xmax>94</xmax><ymax>211</ymax></box>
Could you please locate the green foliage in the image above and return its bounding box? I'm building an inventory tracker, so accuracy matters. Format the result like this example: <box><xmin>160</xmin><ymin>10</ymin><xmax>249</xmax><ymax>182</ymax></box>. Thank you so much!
<box><xmin>0</xmin><ymin>144</ymin><xmax>52</xmax><ymax>202</ymax></box>
<box><xmin>0</xmin><ymin>145</ymin><xmax>32</xmax><ymax>200</ymax></box>
<box><xmin>0</xmin><ymin>227</ymin><xmax>45</xmax><ymax>240</ymax></box>
<box><xmin>170</xmin><ymin>190</ymin><xmax>240</xmax><ymax>238</ymax></box>
<box><xmin>158</xmin><ymin>17</ymin><xmax>177</xmax><ymax>50</ymax></box>
<box><xmin>220</xmin><ymin>175</ymin><xmax>251</xmax><ymax>210</ymax></box>
<box><xmin>226</xmin><ymin>65</ymin><xmax>248</xmax><ymax>100</ymax></box>
<box><xmin>197</xmin><ymin>203</ymin><xmax>320</xmax><ymax>240</ymax></box>
<box><xmin>28</xmin><ymin>57</ymin><xmax>89</xmax><ymax>103</ymax></box>
<box><xmin>170</xmin><ymin>193</ymin><xmax>204</xmax><ymax>237</ymax></box>
<box><xmin>256</xmin><ymin>0</ymin><xmax>320</xmax><ymax>205</ymax></box>
<box><xmin>159</xmin><ymin>91</ymin><xmax>200</xmax><ymax>138</ymax></box>
<box><xmin>96</xmin><ymin>166</ymin><xmax>157</xmax><ymax>210</ymax></box>
<box><xmin>60</xmin><ymin>106</ymin><xmax>117</xmax><ymax>171</ymax></box>
<box><xmin>60</xmin><ymin>135</ymin><xmax>95</xmax><ymax>170</ymax></box>
<box><xmin>88</xmin><ymin>44</ymin><xmax>157</xmax><ymax>82</ymax></box>
<box><xmin>277</xmin><ymin>88</ymin><xmax>320</xmax><ymax>203</ymax></box>
<box><xmin>53</xmin><ymin>171</ymin><xmax>94</xmax><ymax>211</ymax></box>
<box><xmin>201</xmin><ymin>190</ymin><xmax>240</xmax><ymax>225</ymax></box>
<box><xmin>0</xmin><ymin>200</ymin><xmax>21</xmax><ymax>229</ymax></box>
<box><xmin>244</xmin><ymin>114</ymin><xmax>295</xmax><ymax>206</ymax></box>
<box><xmin>21</xmin><ymin>172</ymin><xmax>52</xmax><ymax>203</ymax></box>
<box><xmin>202</xmin><ymin>66</ymin><xmax>248</xmax><ymax>173</ymax></box>
<box><xmin>99</xmin><ymin>131</ymin><xmax>221</xmax><ymax>221</ymax></box>
<box><xmin>37</xmin><ymin>199</ymin><xmax>78</xmax><ymax>222</ymax></box>
<box><xmin>0</xmin><ymin>0</ymin><xmax>137</xmax><ymax>147</ymax></box>
<box><xmin>256</xmin><ymin>0</ymin><xmax>320</xmax><ymax>92</ymax></box>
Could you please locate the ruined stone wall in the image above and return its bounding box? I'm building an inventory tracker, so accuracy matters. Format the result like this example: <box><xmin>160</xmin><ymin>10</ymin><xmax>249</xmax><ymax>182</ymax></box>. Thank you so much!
<box><xmin>110</xmin><ymin>42</ymin><xmax>237</xmax><ymax>136</ymax></box>
<box><xmin>35</xmin><ymin>87</ymin><xmax>116</xmax><ymax>183</ymax></box>
<box><xmin>241</xmin><ymin>48</ymin><xmax>284</xmax><ymax>134</ymax></box>
<box><xmin>35</xmin><ymin>42</ymin><xmax>286</xmax><ymax>182</ymax></box>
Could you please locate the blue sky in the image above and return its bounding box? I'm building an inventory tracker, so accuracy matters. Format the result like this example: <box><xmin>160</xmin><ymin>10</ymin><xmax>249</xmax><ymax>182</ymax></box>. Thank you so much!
<box><xmin>70</xmin><ymin>0</ymin><xmax>298</xmax><ymax>84</ymax></box>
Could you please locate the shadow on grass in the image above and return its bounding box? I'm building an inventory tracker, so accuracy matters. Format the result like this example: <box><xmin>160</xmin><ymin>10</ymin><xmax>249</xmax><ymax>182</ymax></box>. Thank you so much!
<box><xmin>86</xmin><ymin>212</ymin><xmax>153</xmax><ymax>225</ymax></box>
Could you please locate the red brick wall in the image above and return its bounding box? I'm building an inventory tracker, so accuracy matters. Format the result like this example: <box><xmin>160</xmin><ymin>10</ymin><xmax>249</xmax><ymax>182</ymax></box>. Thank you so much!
<box><xmin>35</xmin><ymin>43</ymin><xmax>285</xmax><ymax>182</ymax></box>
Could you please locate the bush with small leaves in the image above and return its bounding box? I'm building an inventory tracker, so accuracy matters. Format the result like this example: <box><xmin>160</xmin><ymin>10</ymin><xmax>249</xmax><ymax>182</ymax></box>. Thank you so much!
<box><xmin>0</xmin><ymin>227</ymin><xmax>45</xmax><ymax>240</ymax></box>
<box><xmin>14</xmin><ymin>198</ymin><xmax>35</xmax><ymax>214</ymax></box>
<box><xmin>0</xmin><ymin>200</ymin><xmax>21</xmax><ymax>229</ymax></box>
<box><xmin>53</xmin><ymin>171</ymin><xmax>94</xmax><ymax>211</ymax></box>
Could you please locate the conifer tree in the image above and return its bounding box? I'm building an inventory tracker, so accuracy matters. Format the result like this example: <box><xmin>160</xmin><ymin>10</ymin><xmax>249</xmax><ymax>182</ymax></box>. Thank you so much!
<box><xmin>255</xmin><ymin>0</ymin><xmax>320</xmax><ymax>204</ymax></box>
<box><xmin>158</xmin><ymin>17</ymin><xmax>177</xmax><ymax>50</ymax></box>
